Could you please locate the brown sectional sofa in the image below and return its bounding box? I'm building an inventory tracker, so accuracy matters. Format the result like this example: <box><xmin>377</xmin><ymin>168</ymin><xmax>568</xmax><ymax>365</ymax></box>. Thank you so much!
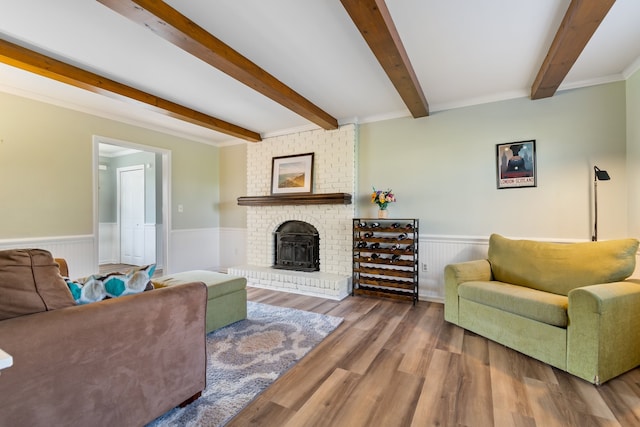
<box><xmin>0</xmin><ymin>249</ymin><xmax>207</xmax><ymax>426</ymax></box>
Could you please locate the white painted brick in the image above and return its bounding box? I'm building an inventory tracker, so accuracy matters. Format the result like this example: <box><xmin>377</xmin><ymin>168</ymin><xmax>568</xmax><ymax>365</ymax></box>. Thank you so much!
<box><xmin>244</xmin><ymin>125</ymin><xmax>356</xmax><ymax>294</ymax></box>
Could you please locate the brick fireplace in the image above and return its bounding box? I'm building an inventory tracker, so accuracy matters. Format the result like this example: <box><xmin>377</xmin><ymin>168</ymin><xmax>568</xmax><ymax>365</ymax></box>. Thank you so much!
<box><xmin>229</xmin><ymin>124</ymin><xmax>356</xmax><ymax>300</ymax></box>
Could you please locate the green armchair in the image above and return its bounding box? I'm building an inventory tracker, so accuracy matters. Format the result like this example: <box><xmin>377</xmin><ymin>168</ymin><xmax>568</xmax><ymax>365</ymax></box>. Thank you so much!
<box><xmin>445</xmin><ymin>234</ymin><xmax>640</xmax><ymax>384</ymax></box>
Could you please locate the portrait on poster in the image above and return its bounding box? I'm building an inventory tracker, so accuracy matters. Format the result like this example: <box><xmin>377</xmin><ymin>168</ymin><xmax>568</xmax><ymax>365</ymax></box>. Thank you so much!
<box><xmin>496</xmin><ymin>140</ymin><xmax>536</xmax><ymax>189</ymax></box>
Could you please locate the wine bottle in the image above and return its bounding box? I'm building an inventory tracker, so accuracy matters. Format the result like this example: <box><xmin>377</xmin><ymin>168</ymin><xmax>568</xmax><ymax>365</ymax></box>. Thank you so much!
<box><xmin>370</xmin><ymin>242</ymin><xmax>380</xmax><ymax>249</ymax></box>
<box><xmin>363</xmin><ymin>232</ymin><xmax>374</xmax><ymax>238</ymax></box>
<box><xmin>391</xmin><ymin>222</ymin><xmax>401</xmax><ymax>228</ymax></box>
<box><xmin>390</xmin><ymin>254</ymin><xmax>401</xmax><ymax>262</ymax></box>
<box><xmin>356</xmin><ymin>241</ymin><xmax>368</xmax><ymax>248</ymax></box>
<box><xmin>397</xmin><ymin>233</ymin><xmax>407</xmax><ymax>240</ymax></box>
<box><xmin>390</xmin><ymin>244</ymin><xmax>401</xmax><ymax>251</ymax></box>
<box><xmin>370</xmin><ymin>222</ymin><xmax>381</xmax><ymax>228</ymax></box>
<box><xmin>405</xmin><ymin>223</ymin><xmax>414</xmax><ymax>229</ymax></box>
<box><xmin>404</xmin><ymin>244</ymin><xmax>414</xmax><ymax>252</ymax></box>
<box><xmin>358</xmin><ymin>221</ymin><xmax>367</xmax><ymax>228</ymax></box>
<box><xmin>368</xmin><ymin>253</ymin><xmax>379</xmax><ymax>261</ymax></box>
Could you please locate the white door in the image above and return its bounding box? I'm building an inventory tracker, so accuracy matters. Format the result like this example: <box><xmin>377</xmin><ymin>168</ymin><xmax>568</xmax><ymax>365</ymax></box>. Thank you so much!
<box><xmin>119</xmin><ymin>166</ymin><xmax>145</xmax><ymax>265</ymax></box>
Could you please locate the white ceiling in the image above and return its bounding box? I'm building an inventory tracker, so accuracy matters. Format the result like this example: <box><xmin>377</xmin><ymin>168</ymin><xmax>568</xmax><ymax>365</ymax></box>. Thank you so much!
<box><xmin>98</xmin><ymin>142</ymin><xmax>141</xmax><ymax>157</ymax></box>
<box><xmin>1</xmin><ymin>0</ymin><xmax>639</xmax><ymax>146</ymax></box>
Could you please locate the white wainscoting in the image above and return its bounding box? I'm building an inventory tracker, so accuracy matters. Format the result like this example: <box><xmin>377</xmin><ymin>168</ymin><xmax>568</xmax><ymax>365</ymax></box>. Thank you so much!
<box><xmin>168</xmin><ymin>228</ymin><xmax>220</xmax><ymax>274</ymax></box>
<box><xmin>155</xmin><ymin>223</ymin><xmax>164</xmax><ymax>270</ymax></box>
<box><xmin>98</xmin><ymin>223</ymin><xmax>118</xmax><ymax>265</ymax></box>
<box><xmin>144</xmin><ymin>223</ymin><xmax>156</xmax><ymax>266</ymax></box>
<box><xmin>218</xmin><ymin>227</ymin><xmax>247</xmax><ymax>272</ymax></box>
<box><xmin>0</xmin><ymin>235</ymin><xmax>96</xmax><ymax>278</ymax></box>
<box><xmin>417</xmin><ymin>235</ymin><xmax>490</xmax><ymax>302</ymax></box>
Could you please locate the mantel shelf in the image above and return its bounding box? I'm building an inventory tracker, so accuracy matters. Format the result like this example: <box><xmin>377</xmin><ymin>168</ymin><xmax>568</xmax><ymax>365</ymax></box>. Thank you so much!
<box><xmin>237</xmin><ymin>193</ymin><xmax>352</xmax><ymax>206</ymax></box>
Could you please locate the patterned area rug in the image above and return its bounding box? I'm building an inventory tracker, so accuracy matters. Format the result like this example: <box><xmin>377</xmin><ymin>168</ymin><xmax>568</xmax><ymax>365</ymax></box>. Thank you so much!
<box><xmin>147</xmin><ymin>301</ymin><xmax>343</xmax><ymax>427</ymax></box>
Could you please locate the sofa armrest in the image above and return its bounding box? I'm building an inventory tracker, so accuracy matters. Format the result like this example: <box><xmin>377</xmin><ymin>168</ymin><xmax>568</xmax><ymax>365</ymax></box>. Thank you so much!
<box><xmin>0</xmin><ymin>282</ymin><xmax>207</xmax><ymax>427</ymax></box>
<box><xmin>444</xmin><ymin>259</ymin><xmax>492</xmax><ymax>324</ymax></box>
<box><xmin>568</xmin><ymin>280</ymin><xmax>640</xmax><ymax>384</ymax></box>
<box><xmin>54</xmin><ymin>258</ymin><xmax>68</xmax><ymax>277</ymax></box>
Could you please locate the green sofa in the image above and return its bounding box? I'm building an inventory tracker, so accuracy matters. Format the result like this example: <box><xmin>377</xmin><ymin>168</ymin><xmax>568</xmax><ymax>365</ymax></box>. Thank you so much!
<box><xmin>444</xmin><ymin>233</ymin><xmax>640</xmax><ymax>385</ymax></box>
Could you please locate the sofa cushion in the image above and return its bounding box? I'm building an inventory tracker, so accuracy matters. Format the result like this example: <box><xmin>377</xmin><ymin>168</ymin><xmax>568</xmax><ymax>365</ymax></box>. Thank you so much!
<box><xmin>153</xmin><ymin>270</ymin><xmax>246</xmax><ymax>299</ymax></box>
<box><xmin>488</xmin><ymin>234</ymin><xmax>639</xmax><ymax>296</ymax></box>
<box><xmin>458</xmin><ymin>280</ymin><xmax>569</xmax><ymax>327</ymax></box>
<box><xmin>0</xmin><ymin>249</ymin><xmax>76</xmax><ymax>320</ymax></box>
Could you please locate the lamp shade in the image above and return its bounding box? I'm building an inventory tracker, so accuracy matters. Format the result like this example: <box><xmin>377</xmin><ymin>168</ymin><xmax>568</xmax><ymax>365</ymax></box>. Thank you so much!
<box><xmin>594</xmin><ymin>166</ymin><xmax>610</xmax><ymax>181</ymax></box>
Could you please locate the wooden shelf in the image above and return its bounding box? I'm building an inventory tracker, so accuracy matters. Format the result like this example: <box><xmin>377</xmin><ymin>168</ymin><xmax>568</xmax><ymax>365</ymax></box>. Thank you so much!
<box><xmin>238</xmin><ymin>193</ymin><xmax>352</xmax><ymax>206</ymax></box>
<box><xmin>353</xmin><ymin>287</ymin><xmax>415</xmax><ymax>302</ymax></box>
<box><xmin>352</xmin><ymin>218</ymin><xmax>419</xmax><ymax>304</ymax></box>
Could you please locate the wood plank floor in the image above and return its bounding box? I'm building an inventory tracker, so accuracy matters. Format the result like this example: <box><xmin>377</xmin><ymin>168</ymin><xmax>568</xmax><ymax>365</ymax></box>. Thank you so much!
<box><xmin>227</xmin><ymin>286</ymin><xmax>640</xmax><ymax>427</ymax></box>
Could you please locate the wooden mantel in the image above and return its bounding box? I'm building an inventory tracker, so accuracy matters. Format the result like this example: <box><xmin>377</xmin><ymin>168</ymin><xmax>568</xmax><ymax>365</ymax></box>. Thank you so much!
<box><xmin>237</xmin><ymin>193</ymin><xmax>352</xmax><ymax>206</ymax></box>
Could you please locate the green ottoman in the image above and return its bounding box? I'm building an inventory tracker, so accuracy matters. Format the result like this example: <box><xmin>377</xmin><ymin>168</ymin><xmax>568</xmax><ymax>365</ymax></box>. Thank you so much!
<box><xmin>153</xmin><ymin>270</ymin><xmax>247</xmax><ymax>333</ymax></box>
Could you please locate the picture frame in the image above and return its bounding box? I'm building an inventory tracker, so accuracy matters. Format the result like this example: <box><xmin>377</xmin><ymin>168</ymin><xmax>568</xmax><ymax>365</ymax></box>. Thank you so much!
<box><xmin>496</xmin><ymin>140</ymin><xmax>536</xmax><ymax>189</ymax></box>
<box><xmin>271</xmin><ymin>152</ymin><xmax>314</xmax><ymax>195</ymax></box>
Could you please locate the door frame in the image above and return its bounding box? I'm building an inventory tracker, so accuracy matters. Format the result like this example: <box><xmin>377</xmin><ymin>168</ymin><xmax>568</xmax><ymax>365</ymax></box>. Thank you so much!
<box><xmin>93</xmin><ymin>135</ymin><xmax>172</xmax><ymax>273</ymax></box>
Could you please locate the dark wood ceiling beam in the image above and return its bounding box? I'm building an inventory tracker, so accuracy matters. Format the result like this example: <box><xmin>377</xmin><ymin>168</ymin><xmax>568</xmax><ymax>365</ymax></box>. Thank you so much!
<box><xmin>341</xmin><ymin>0</ymin><xmax>428</xmax><ymax>118</ymax></box>
<box><xmin>0</xmin><ymin>38</ymin><xmax>262</xmax><ymax>142</ymax></box>
<box><xmin>97</xmin><ymin>0</ymin><xmax>338</xmax><ymax>130</ymax></box>
<box><xmin>531</xmin><ymin>0</ymin><xmax>615</xmax><ymax>100</ymax></box>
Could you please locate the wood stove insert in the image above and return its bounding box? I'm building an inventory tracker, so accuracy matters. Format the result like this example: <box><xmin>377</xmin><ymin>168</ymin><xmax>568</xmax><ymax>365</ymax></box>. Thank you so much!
<box><xmin>274</xmin><ymin>220</ymin><xmax>320</xmax><ymax>272</ymax></box>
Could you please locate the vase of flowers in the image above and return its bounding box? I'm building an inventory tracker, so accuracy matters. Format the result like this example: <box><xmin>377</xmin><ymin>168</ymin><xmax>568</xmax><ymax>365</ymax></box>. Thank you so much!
<box><xmin>371</xmin><ymin>187</ymin><xmax>396</xmax><ymax>218</ymax></box>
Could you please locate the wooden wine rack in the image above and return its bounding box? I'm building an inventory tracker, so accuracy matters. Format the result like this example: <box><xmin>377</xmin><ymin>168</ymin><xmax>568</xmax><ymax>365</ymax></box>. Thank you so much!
<box><xmin>352</xmin><ymin>218</ymin><xmax>419</xmax><ymax>304</ymax></box>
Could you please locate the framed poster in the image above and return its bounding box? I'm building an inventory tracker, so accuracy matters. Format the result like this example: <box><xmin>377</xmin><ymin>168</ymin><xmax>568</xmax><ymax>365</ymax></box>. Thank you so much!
<box><xmin>496</xmin><ymin>140</ymin><xmax>536</xmax><ymax>189</ymax></box>
<box><xmin>271</xmin><ymin>152</ymin><xmax>314</xmax><ymax>195</ymax></box>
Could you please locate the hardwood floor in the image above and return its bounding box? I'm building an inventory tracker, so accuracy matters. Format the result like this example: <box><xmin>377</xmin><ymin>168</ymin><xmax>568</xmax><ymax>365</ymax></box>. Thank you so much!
<box><xmin>228</xmin><ymin>286</ymin><xmax>640</xmax><ymax>427</ymax></box>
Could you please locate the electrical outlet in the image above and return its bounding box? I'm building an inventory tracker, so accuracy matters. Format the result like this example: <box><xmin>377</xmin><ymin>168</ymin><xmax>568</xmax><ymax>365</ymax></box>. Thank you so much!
<box><xmin>421</xmin><ymin>263</ymin><xmax>428</xmax><ymax>272</ymax></box>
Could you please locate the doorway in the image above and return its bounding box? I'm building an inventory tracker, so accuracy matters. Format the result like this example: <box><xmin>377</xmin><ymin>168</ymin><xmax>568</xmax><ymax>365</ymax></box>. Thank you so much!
<box><xmin>93</xmin><ymin>136</ymin><xmax>171</xmax><ymax>274</ymax></box>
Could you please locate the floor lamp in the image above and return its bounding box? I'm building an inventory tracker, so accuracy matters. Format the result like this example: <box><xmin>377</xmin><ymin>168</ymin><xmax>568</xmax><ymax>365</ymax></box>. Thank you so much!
<box><xmin>592</xmin><ymin>166</ymin><xmax>611</xmax><ymax>241</ymax></box>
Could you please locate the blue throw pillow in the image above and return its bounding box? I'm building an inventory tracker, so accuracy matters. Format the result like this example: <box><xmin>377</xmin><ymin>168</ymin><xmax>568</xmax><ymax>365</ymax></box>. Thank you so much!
<box><xmin>65</xmin><ymin>278</ymin><xmax>106</xmax><ymax>304</ymax></box>
<box><xmin>67</xmin><ymin>264</ymin><xmax>156</xmax><ymax>304</ymax></box>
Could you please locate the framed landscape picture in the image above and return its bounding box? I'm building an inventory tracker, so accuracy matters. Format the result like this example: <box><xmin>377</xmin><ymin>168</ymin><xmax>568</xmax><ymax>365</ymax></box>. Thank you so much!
<box><xmin>496</xmin><ymin>140</ymin><xmax>536</xmax><ymax>189</ymax></box>
<box><xmin>271</xmin><ymin>153</ymin><xmax>314</xmax><ymax>195</ymax></box>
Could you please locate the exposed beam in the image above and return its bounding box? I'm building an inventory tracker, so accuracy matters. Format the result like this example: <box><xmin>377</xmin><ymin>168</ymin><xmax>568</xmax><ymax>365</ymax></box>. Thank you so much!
<box><xmin>97</xmin><ymin>0</ymin><xmax>338</xmax><ymax>130</ymax></box>
<box><xmin>341</xmin><ymin>0</ymin><xmax>428</xmax><ymax>118</ymax></box>
<box><xmin>0</xmin><ymin>38</ymin><xmax>262</xmax><ymax>142</ymax></box>
<box><xmin>531</xmin><ymin>0</ymin><xmax>615</xmax><ymax>100</ymax></box>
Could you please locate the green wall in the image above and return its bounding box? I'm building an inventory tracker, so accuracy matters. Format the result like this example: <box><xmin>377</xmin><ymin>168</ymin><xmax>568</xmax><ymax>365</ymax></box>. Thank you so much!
<box><xmin>2</xmin><ymin>78</ymin><xmax>633</xmax><ymax>243</ymax></box>
<box><xmin>98</xmin><ymin>156</ymin><xmax>116</xmax><ymax>223</ymax></box>
<box><xmin>219</xmin><ymin>143</ymin><xmax>247</xmax><ymax>228</ymax></box>
<box><xmin>170</xmin><ymin>141</ymin><xmax>219</xmax><ymax>229</ymax></box>
<box><xmin>219</xmin><ymin>81</ymin><xmax>630</xmax><ymax>241</ymax></box>
<box><xmin>0</xmin><ymin>91</ymin><xmax>219</xmax><ymax>238</ymax></box>
<box><xmin>358</xmin><ymin>82</ymin><xmax>628</xmax><ymax>240</ymax></box>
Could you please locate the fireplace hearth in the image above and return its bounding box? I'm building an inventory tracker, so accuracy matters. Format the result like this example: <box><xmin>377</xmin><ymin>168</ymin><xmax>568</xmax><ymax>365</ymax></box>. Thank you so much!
<box><xmin>274</xmin><ymin>220</ymin><xmax>320</xmax><ymax>272</ymax></box>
